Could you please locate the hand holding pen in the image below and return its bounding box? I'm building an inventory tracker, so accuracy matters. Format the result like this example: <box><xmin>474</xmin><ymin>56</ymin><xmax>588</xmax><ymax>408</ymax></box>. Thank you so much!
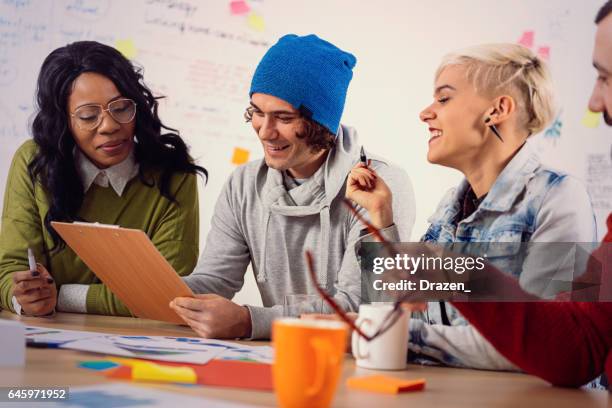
<box><xmin>10</xmin><ymin>248</ymin><xmax>57</xmax><ymax>316</ymax></box>
<box><xmin>345</xmin><ymin>146</ymin><xmax>394</xmax><ymax>229</ymax></box>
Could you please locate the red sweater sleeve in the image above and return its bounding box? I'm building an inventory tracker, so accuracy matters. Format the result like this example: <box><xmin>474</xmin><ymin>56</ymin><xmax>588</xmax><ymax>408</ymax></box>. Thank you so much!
<box><xmin>453</xmin><ymin>302</ymin><xmax>612</xmax><ymax>387</ymax></box>
<box><xmin>453</xmin><ymin>214</ymin><xmax>612</xmax><ymax>387</ymax></box>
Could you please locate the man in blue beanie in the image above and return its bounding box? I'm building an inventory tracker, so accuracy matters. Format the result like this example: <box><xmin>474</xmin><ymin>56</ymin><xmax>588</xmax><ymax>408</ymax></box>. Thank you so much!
<box><xmin>172</xmin><ymin>34</ymin><xmax>416</xmax><ymax>339</ymax></box>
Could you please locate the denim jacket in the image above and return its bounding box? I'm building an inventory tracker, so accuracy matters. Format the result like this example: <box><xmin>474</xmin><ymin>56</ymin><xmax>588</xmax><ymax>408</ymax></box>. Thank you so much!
<box><xmin>409</xmin><ymin>141</ymin><xmax>597</xmax><ymax>370</ymax></box>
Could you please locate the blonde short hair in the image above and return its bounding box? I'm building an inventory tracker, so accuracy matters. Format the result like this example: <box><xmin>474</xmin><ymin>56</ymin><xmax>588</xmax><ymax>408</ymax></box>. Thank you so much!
<box><xmin>436</xmin><ymin>44</ymin><xmax>556</xmax><ymax>136</ymax></box>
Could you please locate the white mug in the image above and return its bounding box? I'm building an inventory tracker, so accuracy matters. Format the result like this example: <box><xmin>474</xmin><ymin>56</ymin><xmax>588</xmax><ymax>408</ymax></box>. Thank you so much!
<box><xmin>351</xmin><ymin>304</ymin><xmax>409</xmax><ymax>370</ymax></box>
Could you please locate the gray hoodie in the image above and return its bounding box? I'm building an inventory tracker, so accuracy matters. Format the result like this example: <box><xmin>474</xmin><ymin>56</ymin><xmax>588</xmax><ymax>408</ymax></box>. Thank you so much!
<box><xmin>184</xmin><ymin>125</ymin><xmax>416</xmax><ymax>338</ymax></box>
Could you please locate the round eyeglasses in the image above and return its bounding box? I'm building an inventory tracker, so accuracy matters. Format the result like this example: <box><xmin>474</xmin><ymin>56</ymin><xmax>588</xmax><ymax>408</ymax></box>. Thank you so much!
<box><xmin>70</xmin><ymin>98</ymin><xmax>137</xmax><ymax>131</ymax></box>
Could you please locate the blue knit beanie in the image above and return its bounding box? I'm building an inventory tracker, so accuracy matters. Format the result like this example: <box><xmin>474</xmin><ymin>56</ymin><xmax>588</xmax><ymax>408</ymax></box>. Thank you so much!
<box><xmin>249</xmin><ymin>34</ymin><xmax>356</xmax><ymax>135</ymax></box>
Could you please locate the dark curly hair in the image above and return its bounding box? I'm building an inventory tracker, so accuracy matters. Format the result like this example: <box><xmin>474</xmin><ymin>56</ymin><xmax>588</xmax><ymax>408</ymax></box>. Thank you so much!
<box><xmin>244</xmin><ymin>106</ymin><xmax>336</xmax><ymax>152</ymax></box>
<box><xmin>29</xmin><ymin>41</ymin><xmax>207</xmax><ymax>251</ymax></box>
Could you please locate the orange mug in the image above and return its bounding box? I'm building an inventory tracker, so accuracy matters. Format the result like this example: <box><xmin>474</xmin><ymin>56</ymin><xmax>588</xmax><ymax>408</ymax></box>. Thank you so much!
<box><xmin>273</xmin><ymin>318</ymin><xmax>348</xmax><ymax>408</ymax></box>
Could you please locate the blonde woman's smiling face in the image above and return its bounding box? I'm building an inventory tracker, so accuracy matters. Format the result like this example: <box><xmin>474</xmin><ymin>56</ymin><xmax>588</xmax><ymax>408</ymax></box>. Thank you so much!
<box><xmin>419</xmin><ymin>65</ymin><xmax>491</xmax><ymax>169</ymax></box>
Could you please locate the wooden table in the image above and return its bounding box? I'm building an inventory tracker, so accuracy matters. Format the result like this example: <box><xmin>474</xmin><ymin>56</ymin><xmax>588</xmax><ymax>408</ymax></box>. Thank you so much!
<box><xmin>0</xmin><ymin>311</ymin><xmax>608</xmax><ymax>407</ymax></box>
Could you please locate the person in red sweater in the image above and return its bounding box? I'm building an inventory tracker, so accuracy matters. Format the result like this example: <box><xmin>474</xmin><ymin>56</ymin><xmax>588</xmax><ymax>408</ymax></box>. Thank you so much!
<box><xmin>452</xmin><ymin>1</ymin><xmax>612</xmax><ymax>388</ymax></box>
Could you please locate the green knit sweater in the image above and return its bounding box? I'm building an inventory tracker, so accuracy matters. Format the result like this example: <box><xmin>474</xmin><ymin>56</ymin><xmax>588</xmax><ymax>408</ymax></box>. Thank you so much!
<box><xmin>0</xmin><ymin>140</ymin><xmax>200</xmax><ymax>316</ymax></box>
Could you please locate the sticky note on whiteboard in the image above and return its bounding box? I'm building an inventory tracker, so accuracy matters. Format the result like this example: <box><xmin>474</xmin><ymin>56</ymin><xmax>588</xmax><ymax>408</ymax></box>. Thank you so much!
<box><xmin>581</xmin><ymin>109</ymin><xmax>600</xmax><ymax>128</ymax></box>
<box><xmin>115</xmin><ymin>39</ymin><xmax>137</xmax><ymax>59</ymax></box>
<box><xmin>230</xmin><ymin>0</ymin><xmax>250</xmax><ymax>15</ymax></box>
<box><xmin>537</xmin><ymin>46</ymin><xmax>550</xmax><ymax>60</ymax></box>
<box><xmin>517</xmin><ymin>31</ymin><xmax>534</xmax><ymax>48</ymax></box>
<box><xmin>232</xmin><ymin>147</ymin><xmax>250</xmax><ymax>165</ymax></box>
<box><xmin>247</xmin><ymin>12</ymin><xmax>265</xmax><ymax>32</ymax></box>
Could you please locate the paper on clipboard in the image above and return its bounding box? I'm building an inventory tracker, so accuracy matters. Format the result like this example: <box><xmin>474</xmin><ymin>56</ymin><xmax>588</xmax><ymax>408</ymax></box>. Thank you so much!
<box><xmin>51</xmin><ymin>221</ymin><xmax>194</xmax><ymax>324</ymax></box>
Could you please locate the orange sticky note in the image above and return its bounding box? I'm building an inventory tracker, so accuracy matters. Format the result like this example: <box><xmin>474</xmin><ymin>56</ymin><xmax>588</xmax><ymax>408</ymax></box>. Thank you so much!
<box><xmin>346</xmin><ymin>375</ymin><xmax>426</xmax><ymax>394</ymax></box>
<box><xmin>231</xmin><ymin>147</ymin><xmax>250</xmax><ymax>165</ymax></box>
<box><xmin>247</xmin><ymin>12</ymin><xmax>265</xmax><ymax>32</ymax></box>
<box><xmin>581</xmin><ymin>109</ymin><xmax>600</xmax><ymax>128</ymax></box>
<box><xmin>230</xmin><ymin>0</ymin><xmax>250</xmax><ymax>15</ymax></box>
<box><xmin>517</xmin><ymin>30</ymin><xmax>534</xmax><ymax>48</ymax></box>
<box><xmin>537</xmin><ymin>46</ymin><xmax>550</xmax><ymax>60</ymax></box>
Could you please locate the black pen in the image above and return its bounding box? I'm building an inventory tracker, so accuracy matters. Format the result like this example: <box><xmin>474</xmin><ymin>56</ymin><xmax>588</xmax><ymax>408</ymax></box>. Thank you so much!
<box><xmin>360</xmin><ymin>146</ymin><xmax>368</xmax><ymax>168</ymax></box>
<box><xmin>26</xmin><ymin>339</ymin><xmax>61</xmax><ymax>349</ymax></box>
<box><xmin>484</xmin><ymin>117</ymin><xmax>504</xmax><ymax>142</ymax></box>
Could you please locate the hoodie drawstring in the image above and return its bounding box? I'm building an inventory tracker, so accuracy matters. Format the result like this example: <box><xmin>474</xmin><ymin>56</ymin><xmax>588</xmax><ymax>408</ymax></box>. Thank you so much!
<box><xmin>318</xmin><ymin>205</ymin><xmax>331</xmax><ymax>287</ymax></box>
<box><xmin>256</xmin><ymin>210</ymin><xmax>272</xmax><ymax>283</ymax></box>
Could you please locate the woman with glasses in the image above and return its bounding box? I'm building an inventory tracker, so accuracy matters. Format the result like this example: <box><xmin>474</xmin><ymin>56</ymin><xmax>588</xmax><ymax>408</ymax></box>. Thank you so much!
<box><xmin>345</xmin><ymin>44</ymin><xmax>597</xmax><ymax>371</ymax></box>
<box><xmin>0</xmin><ymin>41</ymin><xmax>207</xmax><ymax>317</ymax></box>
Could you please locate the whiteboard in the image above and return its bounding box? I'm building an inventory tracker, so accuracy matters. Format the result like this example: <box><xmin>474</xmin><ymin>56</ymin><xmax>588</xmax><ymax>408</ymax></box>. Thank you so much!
<box><xmin>1</xmin><ymin>0</ymin><xmax>611</xmax><ymax>305</ymax></box>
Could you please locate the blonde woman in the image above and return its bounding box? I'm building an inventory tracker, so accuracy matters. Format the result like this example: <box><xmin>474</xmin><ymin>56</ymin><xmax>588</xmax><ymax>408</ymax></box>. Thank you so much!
<box><xmin>346</xmin><ymin>44</ymin><xmax>596</xmax><ymax>370</ymax></box>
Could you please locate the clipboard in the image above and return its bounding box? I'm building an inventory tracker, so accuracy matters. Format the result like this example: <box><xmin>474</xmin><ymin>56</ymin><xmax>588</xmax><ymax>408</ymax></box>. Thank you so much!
<box><xmin>51</xmin><ymin>221</ymin><xmax>194</xmax><ymax>324</ymax></box>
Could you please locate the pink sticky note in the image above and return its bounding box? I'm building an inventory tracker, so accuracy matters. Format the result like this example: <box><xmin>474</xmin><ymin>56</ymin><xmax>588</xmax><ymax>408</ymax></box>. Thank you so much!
<box><xmin>537</xmin><ymin>46</ymin><xmax>550</xmax><ymax>60</ymax></box>
<box><xmin>517</xmin><ymin>31</ymin><xmax>534</xmax><ymax>48</ymax></box>
<box><xmin>230</xmin><ymin>0</ymin><xmax>250</xmax><ymax>15</ymax></box>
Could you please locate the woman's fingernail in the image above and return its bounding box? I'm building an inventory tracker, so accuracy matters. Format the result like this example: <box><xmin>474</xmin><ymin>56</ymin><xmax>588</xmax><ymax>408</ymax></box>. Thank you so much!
<box><xmin>47</xmin><ymin>278</ymin><xmax>54</xmax><ymax>284</ymax></box>
<box><xmin>31</xmin><ymin>271</ymin><xmax>40</xmax><ymax>277</ymax></box>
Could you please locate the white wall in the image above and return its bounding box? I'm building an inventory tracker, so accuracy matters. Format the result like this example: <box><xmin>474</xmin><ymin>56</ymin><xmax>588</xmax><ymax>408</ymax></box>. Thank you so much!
<box><xmin>1</xmin><ymin>0</ymin><xmax>610</xmax><ymax>307</ymax></box>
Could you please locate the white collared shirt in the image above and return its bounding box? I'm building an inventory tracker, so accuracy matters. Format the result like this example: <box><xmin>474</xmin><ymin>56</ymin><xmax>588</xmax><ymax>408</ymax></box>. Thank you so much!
<box><xmin>75</xmin><ymin>148</ymin><xmax>139</xmax><ymax>196</ymax></box>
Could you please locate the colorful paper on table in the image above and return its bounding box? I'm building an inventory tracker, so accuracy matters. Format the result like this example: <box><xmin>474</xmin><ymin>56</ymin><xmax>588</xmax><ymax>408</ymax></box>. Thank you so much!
<box><xmin>517</xmin><ymin>30</ymin><xmax>534</xmax><ymax>48</ymax></box>
<box><xmin>106</xmin><ymin>357</ymin><xmax>196</xmax><ymax>384</ymax></box>
<box><xmin>537</xmin><ymin>45</ymin><xmax>550</xmax><ymax>60</ymax></box>
<box><xmin>162</xmin><ymin>337</ymin><xmax>274</xmax><ymax>363</ymax></box>
<box><xmin>108</xmin><ymin>357</ymin><xmax>148</xmax><ymax>367</ymax></box>
<box><xmin>107</xmin><ymin>358</ymin><xmax>273</xmax><ymax>391</ymax></box>
<box><xmin>346</xmin><ymin>375</ymin><xmax>426</xmax><ymax>394</ymax></box>
<box><xmin>78</xmin><ymin>360</ymin><xmax>120</xmax><ymax>371</ymax></box>
<box><xmin>61</xmin><ymin>335</ymin><xmax>224</xmax><ymax>364</ymax></box>
<box><xmin>247</xmin><ymin>12</ymin><xmax>265</xmax><ymax>32</ymax></box>
<box><xmin>115</xmin><ymin>39</ymin><xmax>137</xmax><ymax>59</ymax></box>
<box><xmin>25</xmin><ymin>326</ymin><xmax>105</xmax><ymax>347</ymax></box>
<box><xmin>231</xmin><ymin>147</ymin><xmax>250</xmax><ymax>165</ymax></box>
<box><xmin>230</xmin><ymin>0</ymin><xmax>250</xmax><ymax>15</ymax></box>
<box><xmin>132</xmin><ymin>361</ymin><xmax>196</xmax><ymax>384</ymax></box>
<box><xmin>40</xmin><ymin>383</ymin><xmax>257</xmax><ymax>407</ymax></box>
<box><xmin>25</xmin><ymin>326</ymin><xmax>56</xmax><ymax>335</ymax></box>
<box><xmin>582</xmin><ymin>109</ymin><xmax>601</xmax><ymax>128</ymax></box>
<box><xmin>195</xmin><ymin>359</ymin><xmax>273</xmax><ymax>390</ymax></box>
<box><xmin>212</xmin><ymin>344</ymin><xmax>273</xmax><ymax>364</ymax></box>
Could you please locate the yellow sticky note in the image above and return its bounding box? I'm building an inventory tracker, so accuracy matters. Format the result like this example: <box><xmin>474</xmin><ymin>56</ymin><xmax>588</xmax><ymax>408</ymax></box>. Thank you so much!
<box><xmin>132</xmin><ymin>361</ymin><xmax>197</xmax><ymax>384</ymax></box>
<box><xmin>247</xmin><ymin>12</ymin><xmax>265</xmax><ymax>32</ymax></box>
<box><xmin>581</xmin><ymin>109</ymin><xmax>600</xmax><ymax>128</ymax></box>
<box><xmin>232</xmin><ymin>147</ymin><xmax>250</xmax><ymax>165</ymax></box>
<box><xmin>115</xmin><ymin>39</ymin><xmax>137</xmax><ymax>59</ymax></box>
